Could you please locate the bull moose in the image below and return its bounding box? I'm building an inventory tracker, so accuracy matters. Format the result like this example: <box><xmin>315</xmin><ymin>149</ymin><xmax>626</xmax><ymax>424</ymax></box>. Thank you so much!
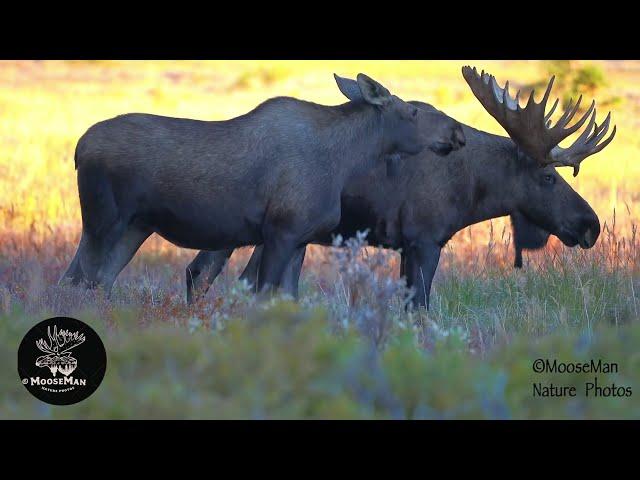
<box><xmin>186</xmin><ymin>67</ymin><xmax>616</xmax><ymax>308</ymax></box>
<box><xmin>61</xmin><ymin>73</ymin><xmax>465</xmax><ymax>295</ymax></box>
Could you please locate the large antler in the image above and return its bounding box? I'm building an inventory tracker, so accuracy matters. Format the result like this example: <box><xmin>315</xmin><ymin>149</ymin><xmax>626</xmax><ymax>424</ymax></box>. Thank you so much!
<box><xmin>462</xmin><ymin>66</ymin><xmax>616</xmax><ymax>176</ymax></box>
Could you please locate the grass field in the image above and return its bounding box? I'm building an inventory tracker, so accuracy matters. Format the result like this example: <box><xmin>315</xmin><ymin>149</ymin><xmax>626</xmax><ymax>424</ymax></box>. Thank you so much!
<box><xmin>1</xmin><ymin>60</ymin><xmax>638</xmax><ymax>419</ymax></box>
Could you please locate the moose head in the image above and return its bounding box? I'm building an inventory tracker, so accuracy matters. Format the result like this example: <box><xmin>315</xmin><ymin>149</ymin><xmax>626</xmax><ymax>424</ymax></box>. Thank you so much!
<box><xmin>463</xmin><ymin>66</ymin><xmax>616</xmax><ymax>255</ymax></box>
<box><xmin>334</xmin><ymin>74</ymin><xmax>466</xmax><ymax>160</ymax></box>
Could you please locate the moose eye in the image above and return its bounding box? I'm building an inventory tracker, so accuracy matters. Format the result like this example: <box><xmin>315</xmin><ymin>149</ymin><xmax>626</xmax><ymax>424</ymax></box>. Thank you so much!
<box><xmin>411</xmin><ymin>107</ymin><xmax>418</xmax><ymax>118</ymax></box>
<box><xmin>543</xmin><ymin>174</ymin><xmax>555</xmax><ymax>185</ymax></box>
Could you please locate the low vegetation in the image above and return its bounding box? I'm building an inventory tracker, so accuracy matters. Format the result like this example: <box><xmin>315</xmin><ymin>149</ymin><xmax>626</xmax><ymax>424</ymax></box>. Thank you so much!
<box><xmin>1</xmin><ymin>221</ymin><xmax>638</xmax><ymax>419</ymax></box>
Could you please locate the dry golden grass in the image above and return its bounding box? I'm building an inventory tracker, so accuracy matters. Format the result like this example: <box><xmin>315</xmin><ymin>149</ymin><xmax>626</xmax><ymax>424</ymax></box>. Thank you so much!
<box><xmin>0</xmin><ymin>60</ymin><xmax>638</xmax><ymax>271</ymax></box>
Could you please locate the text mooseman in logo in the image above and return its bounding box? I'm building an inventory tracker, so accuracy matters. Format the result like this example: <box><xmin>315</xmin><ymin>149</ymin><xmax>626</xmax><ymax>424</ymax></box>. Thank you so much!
<box><xmin>18</xmin><ymin>317</ymin><xmax>107</xmax><ymax>405</ymax></box>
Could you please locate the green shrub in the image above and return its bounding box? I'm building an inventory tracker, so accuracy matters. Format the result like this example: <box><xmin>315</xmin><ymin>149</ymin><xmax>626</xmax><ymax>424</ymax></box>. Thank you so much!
<box><xmin>2</xmin><ymin>300</ymin><xmax>638</xmax><ymax>419</ymax></box>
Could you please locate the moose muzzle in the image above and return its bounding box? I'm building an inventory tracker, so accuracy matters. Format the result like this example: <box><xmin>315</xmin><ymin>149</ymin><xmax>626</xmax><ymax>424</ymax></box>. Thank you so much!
<box><xmin>578</xmin><ymin>214</ymin><xmax>600</xmax><ymax>249</ymax></box>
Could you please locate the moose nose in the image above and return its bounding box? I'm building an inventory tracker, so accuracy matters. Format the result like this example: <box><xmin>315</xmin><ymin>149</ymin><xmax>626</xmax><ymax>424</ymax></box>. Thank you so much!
<box><xmin>578</xmin><ymin>215</ymin><xmax>600</xmax><ymax>249</ymax></box>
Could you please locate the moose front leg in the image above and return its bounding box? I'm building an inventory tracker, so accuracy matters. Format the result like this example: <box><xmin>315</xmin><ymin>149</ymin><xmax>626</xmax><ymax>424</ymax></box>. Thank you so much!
<box><xmin>257</xmin><ymin>225</ymin><xmax>301</xmax><ymax>296</ymax></box>
<box><xmin>514</xmin><ymin>246</ymin><xmax>524</xmax><ymax>269</ymax></box>
<box><xmin>404</xmin><ymin>241</ymin><xmax>441</xmax><ymax>310</ymax></box>
<box><xmin>186</xmin><ymin>249</ymin><xmax>233</xmax><ymax>304</ymax></box>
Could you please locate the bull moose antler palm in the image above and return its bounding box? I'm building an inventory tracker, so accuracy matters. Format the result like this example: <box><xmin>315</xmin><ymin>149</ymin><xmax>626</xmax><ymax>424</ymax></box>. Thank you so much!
<box><xmin>462</xmin><ymin>66</ymin><xmax>616</xmax><ymax>176</ymax></box>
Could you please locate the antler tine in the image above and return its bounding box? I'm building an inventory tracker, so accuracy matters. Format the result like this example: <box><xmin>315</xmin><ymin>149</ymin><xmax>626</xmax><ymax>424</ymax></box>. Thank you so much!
<box><xmin>555</xmin><ymin>95</ymin><xmax>583</xmax><ymax>129</ymax></box>
<box><xmin>539</xmin><ymin>75</ymin><xmax>555</xmax><ymax>109</ymax></box>
<box><xmin>575</xmin><ymin>107</ymin><xmax>599</xmax><ymax>145</ymax></box>
<box><xmin>544</xmin><ymin>98</ymin><xmax>559</xmax><ymax>124</ymax></box>
<box><xmin>592</xmin><ymin>124</ymin><xmax>617</xmax><ymax>154</ymax></box>
<box><xmin>499</xmin><ymin>78</ymin><xmax>519</xmax><ymax>111</ymax></box>
<box><xmin>503</xmin><ymin>80</ymin><xmax>509</xmax><ymax>107</ymax></box>
<box><xmin>560</xmin><ymin>99</ymin><xmax>596</xmax><ymax>136</ymax></box>
<box><xmin>587</xmin><ymin>121</ymin><xmax>603</xmax><ymax>143</ymax></box>
<box><xmin>525</xmin><ymin>87</ymin><xmax>537</xmax><ymax>108</ymax></box>
<box><xmin>489</xmin><ymin>76</ymin><xmax>501</xmax><ymax>100</ymax></box>
<box><xmin>589</xmin><ymin>111</ymin><xmax>612</xmax><ymax>145</ymax></box>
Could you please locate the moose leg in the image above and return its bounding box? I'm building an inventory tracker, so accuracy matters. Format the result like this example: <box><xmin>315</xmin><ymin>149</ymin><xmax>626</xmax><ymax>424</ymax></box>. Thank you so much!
<box><xmin>79</xmin><ymin>222</ymin><xmax>127</xmax><ymax>290</ymax></box>
<box><xmin>280</xmin><ymin>246</ymin><xmax>306</xmax><ymax>299</ymax></box>
<box><xmin>186</xmin><ymin>249</ymin><xmax>233</xmax><ymax>304</ymax></box>
<box><xmin>514</xmin><ymin>246</ymin><xmax>524</xmax><ymax>269</ymax></box>
<box><xmin>95</xmin><ymin>226</ymin><xmax>151</xmax><ymax>296</ymax></box>
<box><xmin>239</xmin><ymin>245</ymin><xmax>264</xmax><ymax>291</ymax></box>
<box><xmin>399</xmin><ymin>250</ymin><xmax>407</xmax><ymax>279</ymax></box>
<box><xmin>405</xmin><ymin>242</ymin><xmax>441</xmax><ymax>310</ymax></box>
<box><xmin>59</xmin><ymin>232</ymin><xmax>88</xmax><ymax>286</ymax></box>
<box><xmin>199</xmin><ymin>243</ymin><xmax>304</xmax><ymax>299</ymax></box>
<box><xmin>257</xmin><ymin>227</ymin><xmax>301</xmax><ymax>295</ymax></box>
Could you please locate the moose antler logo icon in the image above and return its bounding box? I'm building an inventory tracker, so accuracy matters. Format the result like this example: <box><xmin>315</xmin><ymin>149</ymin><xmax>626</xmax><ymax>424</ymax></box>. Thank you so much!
<box><xmin>35</xmin><ymin>325</ymin><xmax>85</xmax><ymax>377</ymax></box>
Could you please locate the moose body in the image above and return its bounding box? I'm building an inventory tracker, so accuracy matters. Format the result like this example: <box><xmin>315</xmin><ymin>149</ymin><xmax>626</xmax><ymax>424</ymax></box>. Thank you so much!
<box><xmin>62</xmin><ymin>74</ymin><xmax>464</xmax><ymax>295</ymax></box>
<box><xmin>187</xmin><ymin>67</ymin><xmax>615</xmax><ymax>308</ymax></box>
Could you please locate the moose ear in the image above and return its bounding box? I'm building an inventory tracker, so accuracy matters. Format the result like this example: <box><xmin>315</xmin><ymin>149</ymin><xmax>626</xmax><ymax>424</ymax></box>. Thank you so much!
<box><xmin>334</xmin><ymin>74</ymin><xmax>365</xmax><ymax>102</ymax></box>
<box><xmin>511</xmin><ymin>212</ymin><xmax>551</xmax><ymax>268</ymax></box>
<box><xmin>356</xmin><ymin>73</ymin><xmax>392</xmax><ymax>106</ymax></box>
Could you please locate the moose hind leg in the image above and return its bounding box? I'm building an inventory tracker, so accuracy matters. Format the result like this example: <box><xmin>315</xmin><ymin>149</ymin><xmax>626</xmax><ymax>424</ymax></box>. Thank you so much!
<box><xmin>280</xmin><ymin>246</ymin><xmax>306</xmax><ymax>299</ymax></box>
<box><xmin>78</xmin><ymin>226</ymin><xmax>124</xmax><ymax>290</ymax></box>
<box><xmin>97</xmin><ymin>226</ymin><xmax>151</xmax><ymax>296</ymax></box>
<box><xmin>59</xmin><ymin>232</ymin><xmax>88</xmax><ymax>286</ymax></box>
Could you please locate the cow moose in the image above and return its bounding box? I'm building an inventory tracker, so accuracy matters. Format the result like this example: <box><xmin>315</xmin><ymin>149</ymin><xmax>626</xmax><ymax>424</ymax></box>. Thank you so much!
<box><xmin>61</xmin><ymin>73</ymin><xmax>465</xmax><ymax>296</ymax></box>
<box><xmin>185</xmin><ymin>67</ymin><xmax>616</xmax><ymax>308</ymax></box>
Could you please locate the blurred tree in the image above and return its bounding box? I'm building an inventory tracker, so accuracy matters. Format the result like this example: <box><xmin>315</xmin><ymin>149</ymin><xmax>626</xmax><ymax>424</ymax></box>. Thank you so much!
<box><xmin>542</xmin><ymin>60</ymin><xmax>573</xmax><ymax>86</ymax></box>
<box><xmin>538</xmin><ymin>61</ymin><xmax>616</xmax><ymax>110</ymax></box>
<box><xmin>571</xmin><ymin>64</ymin><xmax>607</xmax><ymax>98</ymax></box>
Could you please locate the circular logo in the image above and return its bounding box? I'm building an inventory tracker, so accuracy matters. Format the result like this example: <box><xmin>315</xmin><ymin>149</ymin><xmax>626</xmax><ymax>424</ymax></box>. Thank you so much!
<box><xmin>17</xmin><ymin>317</ymin><xmax>107</xmax><ymax>405</ymax></box>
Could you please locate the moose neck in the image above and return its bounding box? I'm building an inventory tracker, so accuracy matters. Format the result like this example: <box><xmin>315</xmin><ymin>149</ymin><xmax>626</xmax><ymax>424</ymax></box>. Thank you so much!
<box><xmin>459</xmin><ymin>126</ymin><xmax>521</xmax><ymax>228</ymax></box>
